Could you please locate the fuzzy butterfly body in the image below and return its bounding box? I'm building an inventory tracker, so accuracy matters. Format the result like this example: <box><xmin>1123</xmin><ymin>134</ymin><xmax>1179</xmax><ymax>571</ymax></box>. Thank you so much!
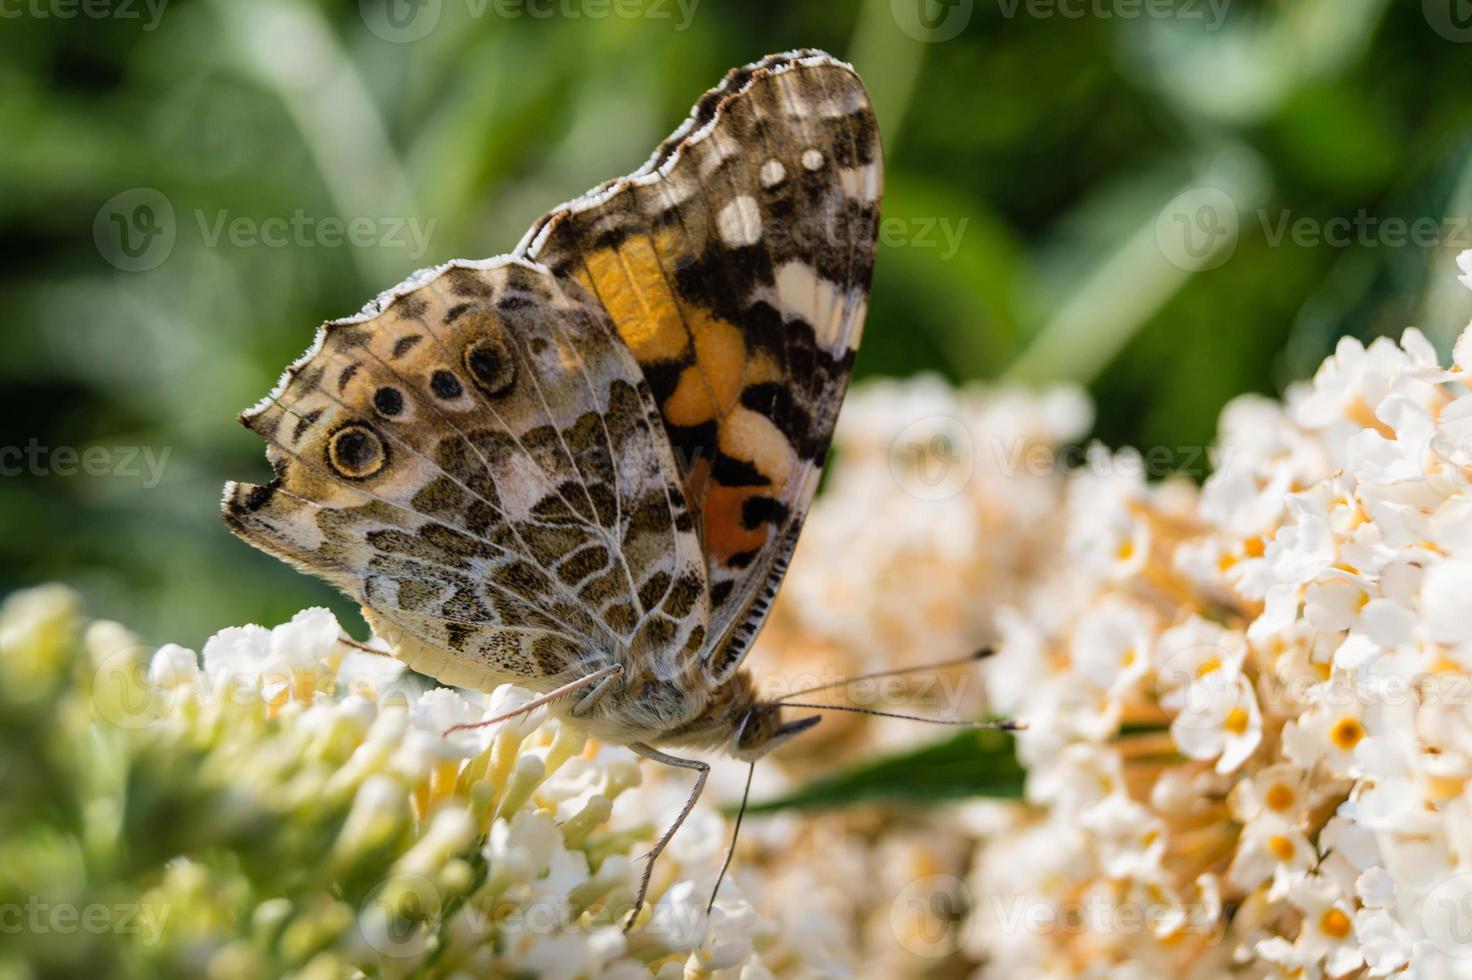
<box><xmin>223</xmin><ymin>50</ymin><xmax>881</xmax><ymax>760</ymax></box>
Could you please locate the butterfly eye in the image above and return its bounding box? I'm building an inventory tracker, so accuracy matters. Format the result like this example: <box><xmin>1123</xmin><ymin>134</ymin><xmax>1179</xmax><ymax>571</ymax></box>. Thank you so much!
<box><xmin>372</xmin><ymin>386</ymin><xmax>405</xmax><ymax>417</ymax></box>
<box><xmin>464</xmin><ymin>337</ymin><xmax>515</xmax><ymax>396</ymax></box>
<box><xmin>327</xmin><ymin>424</ymin><xmax>387</xmax><ymax>479</ymax></box>
<box><xmin>429</xmin><ymin>369</ymin><xmax>463</xmax><ymax>400</ymax></box>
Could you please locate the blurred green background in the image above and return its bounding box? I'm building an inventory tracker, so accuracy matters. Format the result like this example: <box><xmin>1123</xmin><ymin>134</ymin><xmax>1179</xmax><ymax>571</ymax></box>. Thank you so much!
<box><xmin>4</xmin><ymin>0</ymin><xmax>1472</xmax><ymax>648</ymax></box>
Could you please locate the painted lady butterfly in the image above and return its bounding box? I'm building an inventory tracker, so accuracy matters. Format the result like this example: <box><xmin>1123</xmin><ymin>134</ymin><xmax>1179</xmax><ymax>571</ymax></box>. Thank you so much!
<box><xmin>222</xmin><ymin>49</ymin><xmax>881</xmax><ymax>920</ymax></box>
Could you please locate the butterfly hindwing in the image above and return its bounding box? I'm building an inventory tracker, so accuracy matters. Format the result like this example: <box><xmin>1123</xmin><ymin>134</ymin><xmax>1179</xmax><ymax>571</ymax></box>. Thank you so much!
<box><xmin>521</xmin><ymin>50</ymin><xmax>882</xmax><ymax>681</ymax></box>
<box><xmin>223</xmin><ymin>259</ymin><xmax>709</xmax><ymax>690</ymax></box>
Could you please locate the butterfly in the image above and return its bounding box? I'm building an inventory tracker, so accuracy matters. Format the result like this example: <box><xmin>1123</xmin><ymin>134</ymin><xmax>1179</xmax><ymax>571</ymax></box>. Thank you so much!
<box><xmin>222</xmin><ymin>49</ymin><xmax>881</xmax><ymax>924</ymax></box>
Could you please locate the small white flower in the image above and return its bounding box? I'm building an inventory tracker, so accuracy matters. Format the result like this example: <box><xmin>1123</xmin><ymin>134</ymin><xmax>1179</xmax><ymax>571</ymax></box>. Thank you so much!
<box><xmin>148</xmin><ymin>643</ymin><xmax>199</xmax><ymax>689</ymax></box>
<box><xmin>269</xmin><ymin>606</ymin><xmax>341</xmax><ymax>667</ymax></box>
<box><xmin>200</xmin><ymin>623</ymin><xmax>271</xmax><ymax>692</ymax></box>
<box><xmin>1227</xmin><ymin>814</ymin><xmax>1313</xmax><ymax>896</ymax></box>
<box><xmin>1265</xmin><ymin>875</ymin><xmax>1364</xmax><ymax>978</ymax></box>
<box><xmin>646</xmin><ymin>879</ymin><xmax>708</xmax><ymax>952</ymax></box>
<box><xmin>1422</xmin><ymin>560</ymin><xmax>1472</xmax><ymax>664</ymax></box>
<box><xmin>1170</xmin><ymin>672</ymin><xmax>1262</xmax><ymax>774</ymax></box>
<box><xmin>1071</xmin><ymin>598</ymin><xmax>1155</xmax><ymax>696</ymax></box>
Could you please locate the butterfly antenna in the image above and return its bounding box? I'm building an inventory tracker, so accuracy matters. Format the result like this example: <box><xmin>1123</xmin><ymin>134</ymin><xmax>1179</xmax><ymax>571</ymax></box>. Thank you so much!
<box><xmin>774</xmin><ymin>648</ymin><xmax>995</xmax><ymax>702</ymax></box>
<box><xmin>777</xmin><ymin>702</ymin><xmax>1024</xmax><ymax>730</ymax></box>
<box><xmin>708</xmin><ymin>760</ymin><xmax>756</xmax><ymax>915</ymax></box>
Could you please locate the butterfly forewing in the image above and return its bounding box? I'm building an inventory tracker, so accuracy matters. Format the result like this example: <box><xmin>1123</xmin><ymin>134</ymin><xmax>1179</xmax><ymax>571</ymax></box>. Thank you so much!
<box><xmin>521</xmin><ymin>50</ymin><xmax>882</xmax><ymax>682</ymax></box>
<box><xmin>223</xmin><ymin>259</ymin><xmax>709</xmax><ymax>691</ymax></box>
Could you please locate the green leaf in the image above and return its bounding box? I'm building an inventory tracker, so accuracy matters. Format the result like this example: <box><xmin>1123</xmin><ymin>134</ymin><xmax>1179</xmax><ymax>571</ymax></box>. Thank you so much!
<box><xmin>739</xmin><ymin>728</ymin><xmax>1025</xmax><ymax>815</ymax></box>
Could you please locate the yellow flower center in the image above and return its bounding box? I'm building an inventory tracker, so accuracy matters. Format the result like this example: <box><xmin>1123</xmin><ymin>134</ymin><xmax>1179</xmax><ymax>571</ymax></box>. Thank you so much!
<box><xmin>1264</xmin><ymin>783</ymin><xmax>1296</xmax><ymax>812</ymax></box>
<box><xmin>1224</xmin><ymin>707</ymin><xmax>1250</xmax><ymax>736</ymax></box>
<box><xmin>1267</xmin><ymin>835</ymin><xmax>1296</xmax><ymax>862</ymax></box>
<box><xmin>1319</xmin><ymin>907</ymin><xmax>1352</xmax><ymax>940</ymax></box>
<box><xmin>1117</xmin><ymin>539</ymin><xmax>1136</xmax><ymax>562</ymax></box>
<box><xmin>1196</xmin><ymin>658</ymin><xmax>1222</xmax><ymax>679</ymax></box>
<box><xmin>1330</xmin><ymin>717</ymin><xmax>1366</xmax><ymax>751</ymax></box>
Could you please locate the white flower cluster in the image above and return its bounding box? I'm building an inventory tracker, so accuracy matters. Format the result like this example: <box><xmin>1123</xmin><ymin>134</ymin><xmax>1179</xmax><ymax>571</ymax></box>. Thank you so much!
<box><xmin>736</xmin><ymin>258</ymin><xmax>1472</xmax><ymax>977</ymax></box>
<box><xmin>0</xmin><ymin>589</ymin><xmax>847</xmax><ymax>979</ymax></box>
<box><xmin>973</xmin><ymin>316</ymin><xmax>1472</xmax><ymax>975</ymax></box>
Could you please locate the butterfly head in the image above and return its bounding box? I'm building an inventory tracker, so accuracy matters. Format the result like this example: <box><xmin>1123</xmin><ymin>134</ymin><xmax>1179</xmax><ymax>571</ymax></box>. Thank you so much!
<box><xmin>731</xmin><ymin>701</ymin><xmax>821</xmax><ymax>762</ymax></box>
<box><xmin>662</xmin><ymin>671</ymin><xmax>821</xmax><ymax>761</ymax></box>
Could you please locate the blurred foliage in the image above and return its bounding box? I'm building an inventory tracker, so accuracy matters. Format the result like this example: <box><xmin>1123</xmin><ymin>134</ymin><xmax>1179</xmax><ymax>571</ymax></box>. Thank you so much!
<box><xmin>742</xmin><ymin>727</ymin><xmax>1025</xmax><ymax>814</ymax></box>
<box><xmin>4</xmin><ymin>0</ymin><xmax>1472</xmax><ymax>647</ymax></box>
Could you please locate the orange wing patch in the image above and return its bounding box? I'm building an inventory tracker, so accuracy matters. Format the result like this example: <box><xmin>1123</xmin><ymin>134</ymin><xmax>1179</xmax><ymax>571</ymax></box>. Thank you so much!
<box><xmin>576</xmin><ymin>229</ymin><xmax>795</xmax><ymax>565</ymax></box>
<box><xmin>579</xmin><ymin>232</ymin><xmax>689</xmax><ymax>363</ymax></box>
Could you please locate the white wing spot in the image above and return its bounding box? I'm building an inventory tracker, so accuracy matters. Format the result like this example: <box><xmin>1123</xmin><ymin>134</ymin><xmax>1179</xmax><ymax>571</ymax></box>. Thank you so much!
<box><xmin>801</xmin><ymin>149</ymin><xmax>825</xmax><ymax>171</ymax></box>
<box><xmin>773</xmin><ymin>260</ymin><xmax>844</xmax><ymax>347</ymax></box>
<box><xmin>759</xmin><ymin>159</ymin><xmax>786</xmax><ymax>188</ymax></box>
<box><xmin>717</xmin><ymin>195</ymin><xmax>763</xmax><ymax>247</ymax></box>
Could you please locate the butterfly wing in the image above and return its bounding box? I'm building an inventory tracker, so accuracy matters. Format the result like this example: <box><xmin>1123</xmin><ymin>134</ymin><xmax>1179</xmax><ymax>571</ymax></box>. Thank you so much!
<box><xmin>223</xmin><ymin>260</ymin><xmax>709</xmax><ymax>691</ymax></box>
<box><xmin>518</xmin><ymin>50</ymin><xmax>882</xmax><ymax>681</ymax></box>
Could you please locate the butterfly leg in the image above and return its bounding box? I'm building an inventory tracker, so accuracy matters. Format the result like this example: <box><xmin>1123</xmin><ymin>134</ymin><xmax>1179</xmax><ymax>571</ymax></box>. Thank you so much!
<box><xmin>569</xmin><ymin>668</ymin><xmax>623</xmax><ymax>718</ymax></box>
<box><xmin>335</xmin><ymin>635</ymin><xmax>392</xmax><ymax>657</ymax></box>
<box><xmin>623</xmin><ymin>742</ymin><xmax>709</xmax><ymax>932</ymax></box>
<box><xmin>442</xmin><ymin>664</ymin><xmax>622</xmax><ymax>736</ymax></box>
